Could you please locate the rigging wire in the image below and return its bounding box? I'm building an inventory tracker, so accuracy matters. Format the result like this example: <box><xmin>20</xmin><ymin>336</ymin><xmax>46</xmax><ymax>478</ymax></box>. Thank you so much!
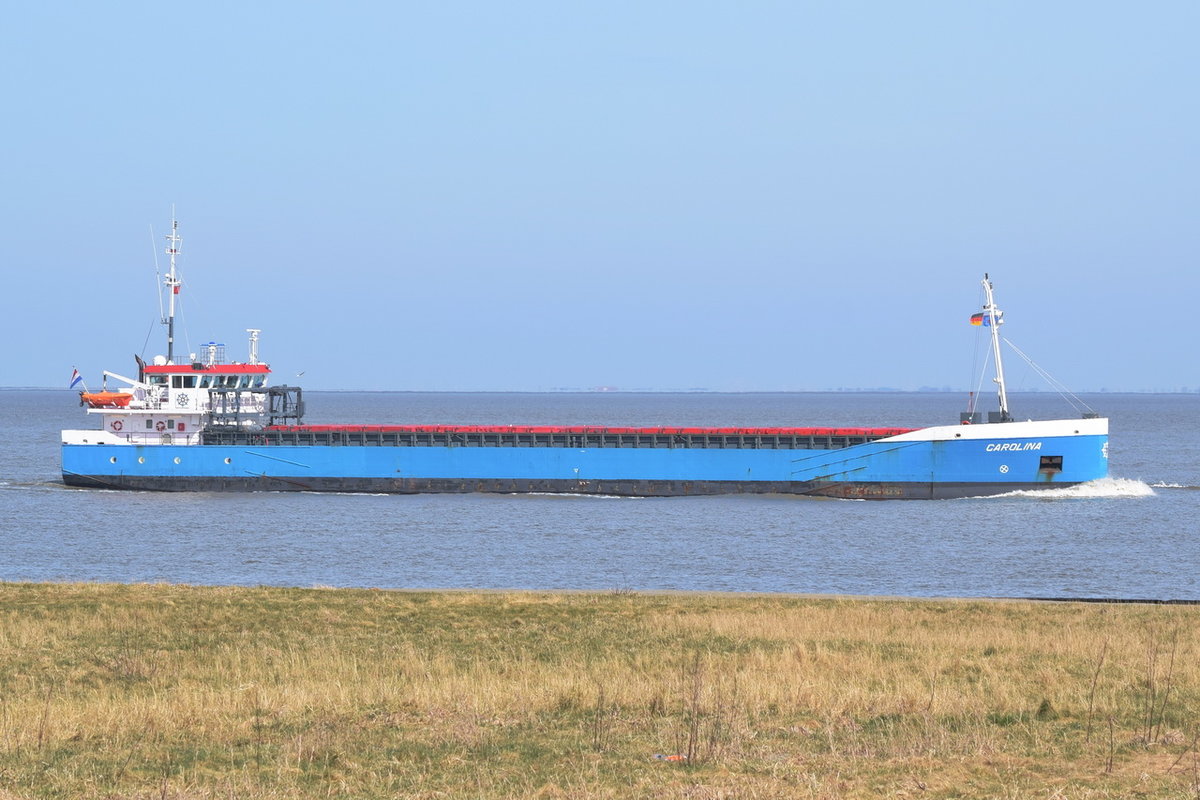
<box><xmin>1002</xmin><ymin>337</ymin><xmax>1096</xmax><ymax>415</ymax></box>
<box><xmin>179</xmin><ymin>296</ymin><xmax>193</xmax><ymax>361</ymax></box>
<box><xmin>1010</xmin><ymin>354</ymin><xmax>1035</xmax><ymax>394</ymax></box>
<box><xmin>139</xmin><ymin>319</ymin><xmax>157</xmax><ymax>361</ymax></box>
<box><xmin>150</xmin><ymin>224</ymin><xmax>165</xmax><ymax>324</ymax></box>
<box><xmin>972</xmin><ymin>343</ymin><xmax>993</xmax><ymax>405</ymax></box>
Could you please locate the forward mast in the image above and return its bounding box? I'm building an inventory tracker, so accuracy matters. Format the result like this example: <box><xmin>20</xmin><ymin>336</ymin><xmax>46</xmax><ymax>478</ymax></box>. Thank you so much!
<box><xmin>981</xmin><ymin>274</ymin><xmax>1011</xmax><ymax>422</ymax></box>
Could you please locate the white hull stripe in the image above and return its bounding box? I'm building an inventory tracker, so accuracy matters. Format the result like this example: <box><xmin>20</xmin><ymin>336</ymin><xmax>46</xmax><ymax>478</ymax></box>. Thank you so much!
<box><xmin>883</xmin><ymin>417</ymin><xmax>1107</xmax><ymax>443</ymax></box>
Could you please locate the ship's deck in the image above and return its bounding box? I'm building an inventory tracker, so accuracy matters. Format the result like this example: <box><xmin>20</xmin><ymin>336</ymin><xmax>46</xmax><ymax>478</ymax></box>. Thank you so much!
<box><xmin>198</xmin><ymin>425</ymin><xmax>917</xmax><ymax>450</ymax></box>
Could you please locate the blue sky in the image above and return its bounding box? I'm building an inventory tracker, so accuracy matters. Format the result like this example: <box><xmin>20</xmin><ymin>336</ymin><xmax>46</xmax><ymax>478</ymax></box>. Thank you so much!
<box><xmin>3</xmin><ymin>2</ymin><xmax>1196</xmax><ymax>392</ymax></box>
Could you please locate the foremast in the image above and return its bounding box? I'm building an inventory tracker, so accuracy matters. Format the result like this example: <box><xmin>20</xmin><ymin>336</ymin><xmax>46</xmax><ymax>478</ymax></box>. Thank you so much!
<box><xmin>981</xmin><ymin>274</ymin><xmax>1011</xmax><ymax>422</ymax></box>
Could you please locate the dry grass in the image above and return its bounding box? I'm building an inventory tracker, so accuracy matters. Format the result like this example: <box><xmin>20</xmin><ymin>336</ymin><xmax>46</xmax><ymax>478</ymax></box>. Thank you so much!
<box><xmin>1</xmin><ymin>583</ymin><xmax>1199</xmax><ymax>798</ymax></box>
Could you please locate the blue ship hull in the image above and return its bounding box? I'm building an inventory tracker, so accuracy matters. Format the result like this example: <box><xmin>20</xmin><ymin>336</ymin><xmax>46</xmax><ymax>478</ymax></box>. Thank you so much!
<box><xmin>62</xmin><ymin>419</ymin><xmax>1109</xmax><ymax>499</ymax></box>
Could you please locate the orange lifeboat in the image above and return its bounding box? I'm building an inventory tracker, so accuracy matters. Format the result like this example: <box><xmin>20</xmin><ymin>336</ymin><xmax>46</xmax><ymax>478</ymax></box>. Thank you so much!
<box><xmin>81</xmin><ymin>392</ymin><xmax>133</xmax><ymax>409</ymax></box>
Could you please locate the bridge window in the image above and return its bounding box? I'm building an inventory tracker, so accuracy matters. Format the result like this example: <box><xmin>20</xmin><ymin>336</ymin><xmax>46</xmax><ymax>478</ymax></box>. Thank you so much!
<box><xmin>171</xmin><ymin>375</ymin><xmax>197</xmax><ymax>389</ymax></box>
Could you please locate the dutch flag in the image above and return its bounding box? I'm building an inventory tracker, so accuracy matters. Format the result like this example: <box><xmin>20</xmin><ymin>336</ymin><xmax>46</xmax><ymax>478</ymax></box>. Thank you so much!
<box><xmin>69</xmin><ymin>368</ymin><xmax>83</xmax><ymax>389</ymax></box>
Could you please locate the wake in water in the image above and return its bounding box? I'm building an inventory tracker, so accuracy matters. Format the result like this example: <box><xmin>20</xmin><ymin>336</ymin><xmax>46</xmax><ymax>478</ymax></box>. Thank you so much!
<box><xmin>3</xmin><ymin>480</ymin><xmax>84</xmax><ymax>492</ymax></box>
<box><xmin>517</xmin><ymin>492</ymin><xmax>648</xmax><ymax>500</ymax></box>
<box><xmin>984</xmin><ymin>477</ymin><xmax>1156</xmax><ymax>500</ymax></box>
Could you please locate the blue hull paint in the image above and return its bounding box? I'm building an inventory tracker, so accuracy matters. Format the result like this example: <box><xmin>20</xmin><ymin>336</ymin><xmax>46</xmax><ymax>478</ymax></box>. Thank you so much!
<box><xmin>62</xmin><ymin>429</ymin><xmax>1109</xmax><ymax>499</ymax></box>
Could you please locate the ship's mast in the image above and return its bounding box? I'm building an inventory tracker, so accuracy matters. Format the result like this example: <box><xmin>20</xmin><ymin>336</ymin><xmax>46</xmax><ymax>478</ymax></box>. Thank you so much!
<box><xmin>247</xmin><ymin>329</ymin><xmax>261</xmax><ymax>365</ymax></box>
<box><xmin>981</xmin><ymin>274</ymin><xmax>1011</xmax><ymax>422</ymax></box>
<box><xmin>164</xmin><ymin>216</ymin><xmax>182</xmax><ymax>364</ymax></box>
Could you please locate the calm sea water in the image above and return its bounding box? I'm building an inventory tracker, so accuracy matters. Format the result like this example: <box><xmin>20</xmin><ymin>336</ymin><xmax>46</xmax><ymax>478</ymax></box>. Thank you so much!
<box><xmin>2</xmin><ymin>389</ymin><xmax>1197</xmax><ymax>599</ymax></box>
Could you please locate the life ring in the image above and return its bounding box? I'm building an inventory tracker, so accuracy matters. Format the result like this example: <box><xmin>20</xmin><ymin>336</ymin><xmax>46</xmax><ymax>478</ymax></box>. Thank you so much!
<box><xmin>155</xmin><ymin>420</ymin><xmax>166</xmax><ymax>432</ymax></box>
<box><xmin>111</xmin><ymin>419</ymin><xmax>123</xmax><ymax>431</ymax></box>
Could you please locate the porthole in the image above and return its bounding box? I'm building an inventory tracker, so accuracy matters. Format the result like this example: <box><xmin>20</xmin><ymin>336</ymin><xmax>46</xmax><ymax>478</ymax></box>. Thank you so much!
<box><xmin>138</xmin><ymin>456</ymin><xmax>145</xmax><ymax>464</ymax></box>
<box><xmin>224</xmin><ymin>457</ymin><xmax>232</xmax><ymax>464</ymax></box>
<box><xmin>109</xmin><ymin>456</ymin><xmax>117</xmax><ymax>464</ymax></box>
<box><xmin>173</xmin><ymin>456</ymin><xmax>181</xmax><ymax>465</ymax></box>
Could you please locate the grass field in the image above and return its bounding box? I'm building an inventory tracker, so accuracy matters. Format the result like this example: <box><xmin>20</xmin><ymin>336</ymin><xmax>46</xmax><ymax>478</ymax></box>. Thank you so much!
<box><xmin>0</xmin><ymin>583</ymin><xmax>1198</xmax><ymax>798</ymax></box>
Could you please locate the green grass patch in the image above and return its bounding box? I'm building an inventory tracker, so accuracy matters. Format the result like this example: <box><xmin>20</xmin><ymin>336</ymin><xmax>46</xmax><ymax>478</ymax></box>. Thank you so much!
<box><xmin>0</xmin><ymin>584</ymin><xmax>1198</xmax><ymax>798</ymax></box>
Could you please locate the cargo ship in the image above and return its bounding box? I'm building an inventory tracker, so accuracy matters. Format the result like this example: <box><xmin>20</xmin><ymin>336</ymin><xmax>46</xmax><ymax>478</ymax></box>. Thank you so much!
<box><xmin>61</xmin><ymin>221</ymin><xmax>1108</xmax><ymax>499</ymax></box>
